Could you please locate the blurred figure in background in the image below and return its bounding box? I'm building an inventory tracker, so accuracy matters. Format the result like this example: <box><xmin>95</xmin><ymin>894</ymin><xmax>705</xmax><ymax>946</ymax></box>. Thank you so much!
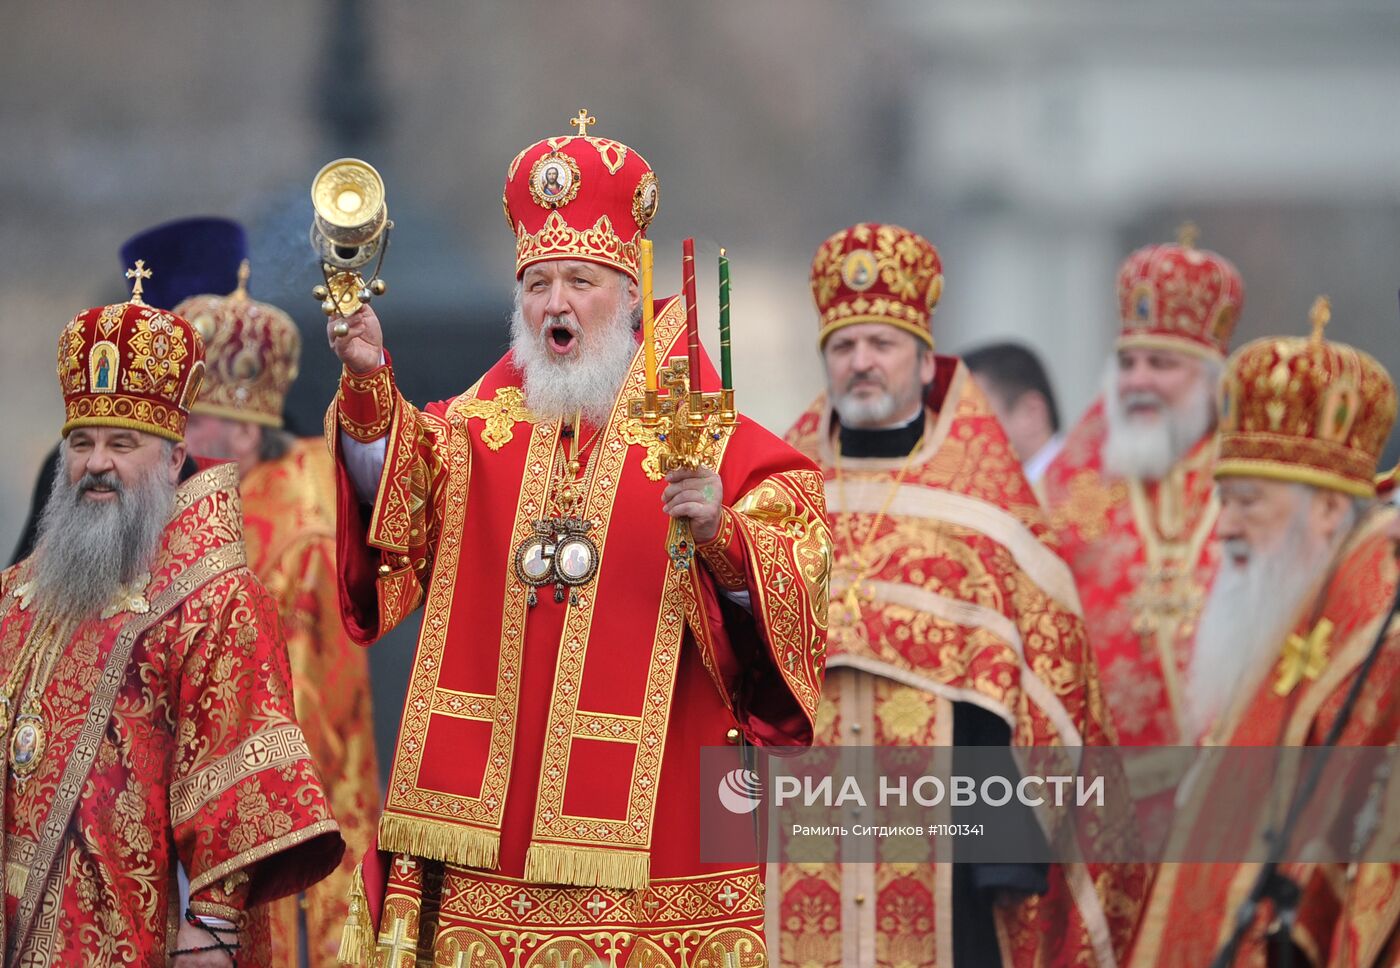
<box><xmin>1129</xmin><ymin>299</ymin><xmax>1400</xmax><ymax>967</ymax></box>
<box><xmin>782</xmin><ymin>222</ymin><xmax>1144</xmax><ymax>968</ymax></box>
<box><xmin>964</xmin><ymin>340</ymin><xmax>1064</xmax><ymax>491</ymax></box>
<box><xmin>1041</xmin><ymin>229</ymin><xmax>1242</xmax><ymax>762</ymax></box>
<box><xmin>124</xmin><ymin>217</ymin><xmax>382</xmax><ymax>967</ymax></box>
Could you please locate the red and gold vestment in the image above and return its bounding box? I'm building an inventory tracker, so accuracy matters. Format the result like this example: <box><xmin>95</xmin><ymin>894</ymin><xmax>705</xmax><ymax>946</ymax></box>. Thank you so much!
<box><xmin>782</xmin><ymin>361</ymin><xmax>1148</xmax><ymax>968</ymax></box>
<box><xmin>330</xmin><ymin>296</ymin><xmax>830</xmax><ymax>967</ymax></box>
<box><xmin>1042</xmin><ymin>399</ymin><xmax>1220</xmax><ymax>750</ymax></box>
<box><xmin>1127</xmin><ymin>510</ymin><xmax>1400</xmax><ymax>968</ymax></box>
<box><xmin>0</xmin><ymin>464</ymin><xmax>344</xmax><ymax>965</ymax></box>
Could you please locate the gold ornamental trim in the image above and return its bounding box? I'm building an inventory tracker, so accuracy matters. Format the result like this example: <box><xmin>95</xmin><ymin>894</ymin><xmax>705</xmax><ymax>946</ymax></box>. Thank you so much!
<box><xmin>1116</xmin><ymin>331</ymin><xmax>1225</xmax><ymax>361</ymax></box>
<box><xmin>526</xmin><ymin>296</ymin><xmax>691</xmax><ymax>881</ymax></box>
<box><xmin>817</xmin><ymin>314</ymin><xmax>934</xmax><ymax>350</ymax></box>
<box><xmin>515</xmin><ymin>211</ymin><xmax>642</xmax><ymax>280</ymax></box>
<box><xmin>8</xmin><ymin>523</ymin><xmax>248</xmax><ymax>952</ymax></box>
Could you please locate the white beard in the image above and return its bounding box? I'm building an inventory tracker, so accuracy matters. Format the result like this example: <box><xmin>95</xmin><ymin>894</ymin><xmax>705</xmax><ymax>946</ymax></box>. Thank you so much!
<box><xmin>1184</xmin><ymin>502</ymin><xmax>1336</xmax><ymax>742</ymax></box>
<box><xmin>509</xmin><ymin>286</ymin><xmax>638</xmax><ymax>428</ymax></box>
<box><xmin>1102</xmin><ymin>358</ymin><xmax>1218</xmax><ymax>481</ymax></box>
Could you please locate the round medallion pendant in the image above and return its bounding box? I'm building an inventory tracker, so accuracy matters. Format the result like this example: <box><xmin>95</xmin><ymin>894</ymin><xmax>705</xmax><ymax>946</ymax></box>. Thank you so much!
<box><xmin>10</xmin><ymin>713</ymin><xmax>46</xmax><ymax>779</ymax></box>
<box><xmin>555</xmin><ymin>535</ymin><xmax>600</xmax><ymax>585</ymax></box>
<box><xmin>514</xmin><ymin>535</ymin><xmax>556</xmax><ymax>586</ymax></box>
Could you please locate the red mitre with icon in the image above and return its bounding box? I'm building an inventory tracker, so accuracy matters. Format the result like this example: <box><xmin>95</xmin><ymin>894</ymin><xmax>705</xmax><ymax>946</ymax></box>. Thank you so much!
<box><xmin>1116</xmin><ymin>225</ymin><xmax>1244</xmax><ymax>360</ymax></box>
<box><xmin>1217</xmin><ymin>296</ymin><xmax>1398</xmax><ymax>498</ymax></box>
<box><xmin>809</xmin><ymin>222</ymin><xmax>944</xmax><ymax>349</ymax></box>
<box><xmin>176</xmin><ymin>262</ymin><xmax>302</xmax><ymax>428</ymax></box>
<box><xmin>56</xmin><ymin>261</ymin><xmax>206</xmax><ymax>442</ymax></box>
<box><xmin>502</xmin><ymin>108</ymin><xmax>658</xmax><ymax>281</ymax></box>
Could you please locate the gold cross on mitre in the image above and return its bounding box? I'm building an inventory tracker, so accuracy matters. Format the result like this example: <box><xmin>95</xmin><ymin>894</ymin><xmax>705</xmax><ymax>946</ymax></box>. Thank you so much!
<box><xmin>233</xmin><ymin>259</ymin><xmax>251</xmax><ymax>300</ymax></box>
<box><xmin>1274</xmin><ymin>617</ymin><xmax>1334</xmax><ymax>697</ymax></box>
<box><xmin>1309</xmin><ymin>294</ymin><xmax>1331</xmax><ymax>345</ymax></box>
<box><xmin>125</xmin><ymin>259</ymin><xmax>152</xmax><ymax>304</ymax></box>
<box><xmin>570</xmin><ymin>108</ymin><xmax>596</xmax><ymax>137</ymax></box>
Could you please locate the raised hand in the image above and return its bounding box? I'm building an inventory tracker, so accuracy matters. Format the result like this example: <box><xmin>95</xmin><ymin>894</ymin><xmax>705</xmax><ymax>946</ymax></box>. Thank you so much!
<box><xmin>327</xmin><ymin>304</ymin><xmax>385</xmax><ymax>375</ymax></box>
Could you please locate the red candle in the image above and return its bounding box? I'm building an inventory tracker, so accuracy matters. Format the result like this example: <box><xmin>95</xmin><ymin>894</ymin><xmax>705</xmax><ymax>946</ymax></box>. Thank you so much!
<box><xmin>682</xmin><ymin>237</ymin><xmax>702</xmax><ymax>394</ymax></box>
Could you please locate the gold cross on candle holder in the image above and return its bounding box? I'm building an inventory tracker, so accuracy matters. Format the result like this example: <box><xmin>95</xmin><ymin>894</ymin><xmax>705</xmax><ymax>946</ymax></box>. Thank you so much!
<box><xmin>629</xmin><ymin>357</ymin><xmax>738</xmax><ymax>570</ymax></box>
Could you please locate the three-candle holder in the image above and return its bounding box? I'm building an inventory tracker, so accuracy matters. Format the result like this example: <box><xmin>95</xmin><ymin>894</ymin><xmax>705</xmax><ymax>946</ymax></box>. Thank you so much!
<box><xmin>630</xmin><ymin>359</ymin><xmax>737</xmax><ymax>571</ymax></box>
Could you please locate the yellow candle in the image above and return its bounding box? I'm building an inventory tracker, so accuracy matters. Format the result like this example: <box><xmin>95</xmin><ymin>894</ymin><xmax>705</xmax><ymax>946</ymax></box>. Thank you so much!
<box><xmin>641</xmin><ymin>239</ymin><xmax>656</xmax><ymax>391</ymax></box>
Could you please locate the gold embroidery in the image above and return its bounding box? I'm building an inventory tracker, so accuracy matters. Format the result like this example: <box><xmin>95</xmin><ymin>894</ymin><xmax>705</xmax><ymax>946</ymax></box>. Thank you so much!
<box><xmin>338</xmin><ymin>365</ymin><xmax>396</xmax><ymax>443</ymax></box>
<box><xmin>527</xmin><ymin>301</ymin><xmax>691</xmax><ymax>883</ymax></box>
<box><xmin>169</xmin><ymin>722</ymin><xmax>313</xmax><ymax>825</ymax></box>
<box><xmin>377</xmin><ymin>393</ymin><xmax>533</xmax><ymax>866</ymax></box>
<box><xmin>1125</xmin><ymin>473</ymin><xmax>1219</xmax><ymax>739</ymax></box>
<box><xmin>516</xmin><ymin>211</ymin><xmax>641</xmax><ymax>281</ymax></box>
<box><xmin>457</xmin><ymin>385</ymin><xmax>535</xmax><ymax>451</ymax></box>
<box><xmin>8</xmin><ymin>469</ymin><xmax>249</xmax><ymax>949</ymax></box>
<box><xmin>696</xmin><ymin>508</ymin><xmax>745</xmax><ymax>590</ymax></box>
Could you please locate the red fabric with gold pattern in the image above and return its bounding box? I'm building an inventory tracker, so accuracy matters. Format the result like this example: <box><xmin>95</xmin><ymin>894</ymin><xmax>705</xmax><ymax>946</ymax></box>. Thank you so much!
<box><xmin>809</xmin><ymin>222</ymin><xmax>944</xmax><ymax>349</ymax></box>
<box><xmin>1218</xmin><ymin>301</ymin><xmax>1398</xmax><ymax>498</ymax></box>
<box><xmin>177</xmin><ymin>266</ymin><xmax>301</xmax><ymax>428</ymax></box>
<box><xmin>238</xmin><ymin>440</ymin><xmax>381</xmax><ymax>968</ymax></box>
<box><xmin>783</xmin><ymin>362</ymin><xmax>1148</xmax><ymax>967</ymax></box>
<box><xmin>56</xmin><ymin>292</ymin><xmax>206</xmax><ymax>442</ymax></box>
<box><xmin>1115</xmin><ymin>236</ymin><xmax>1243</xmax><ymax>360</ymax></box>
<box><xmin>502</xmin><ymin>110</ymin><xmax>657</xmax><ymax>280</ymax></box>
<box><xmin>0</xmin><ymin>464</ymin><xmax>343</xmax><ymax>964</ymax></box>
<box><xmin>327</xmin><ymin>297</ymin><xmax>830</xmax><ymax>965</ymax></box>
<box><xmin>1041</xmin><ymin>399</ymin><xmax>1221</xmax><ymax>750</ymax></box>
<box><xmin>1127</xmin><ymin>509</ymin><xmax>1400</xmax><ymax>968</ymax></box>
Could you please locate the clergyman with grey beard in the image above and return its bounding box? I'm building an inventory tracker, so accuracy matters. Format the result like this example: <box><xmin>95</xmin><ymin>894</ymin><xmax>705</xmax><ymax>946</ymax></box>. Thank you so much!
<box><xmin>0</xmin><ymin>288</ymin><xmax>343</xmax><ymax>965</ymax></box>
<box><xmin>1125</xmin><ymin>310</ymin><xmax>1400</xmax><ymax>967</ymax></box>
<box><xmin>27</xmin><ymin>439</ymin><xmax>178</xmax><ymax>622</ymax></box>
<box><xmin>1039</xmin><ymin>234</ymin><xmax>1245</xmax><ymax>750</ymax></box>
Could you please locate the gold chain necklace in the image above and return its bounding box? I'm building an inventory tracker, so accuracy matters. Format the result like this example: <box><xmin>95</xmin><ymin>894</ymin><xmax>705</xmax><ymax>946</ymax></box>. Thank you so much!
<box><xmin>831</xmin><ymin>431</ymin><xmax>925</xmax><ymax>625</ymax></box>
<box><xmin>0</xmin><ymin>614</ymin><xmax>52</xmax><ymax>735</ymax></box>
<box><xmin>7</xmin><ymin>612</ymin><xmax>70</xmax><ymax>783</ymax></box>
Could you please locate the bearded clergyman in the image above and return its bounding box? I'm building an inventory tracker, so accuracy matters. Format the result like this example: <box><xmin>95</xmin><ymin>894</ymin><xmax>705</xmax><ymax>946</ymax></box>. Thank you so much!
<box><xmin>1041</xmin><ymin>227</ymin><xmax>1243</xmax><ymax>756</ymax></box>
<box><xmin>1127</xmin><ymin>298</ymin><xmax>1400</xmax><ymax>967</ymax></box>
<box><xmin>324</xmin><ymin>112</ymin><xmax>831</xmax><ymax>967</ymax></box>
<box><xmin>0</xmin><ymin>272</ymin><xmax>343</xmax><ymax>965</ymax></box>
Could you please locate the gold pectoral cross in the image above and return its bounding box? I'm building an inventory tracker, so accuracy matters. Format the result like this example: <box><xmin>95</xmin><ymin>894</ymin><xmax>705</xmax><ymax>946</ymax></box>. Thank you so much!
<box><xmin>1128</xmin><ymin>560</ymin><xmax>1201</xmax><ymax>643</ymax></box>
<box><xmin>1274</xmin><ymin>618</ymin><xmax>1334</xmax><ymax>697</ymax></box>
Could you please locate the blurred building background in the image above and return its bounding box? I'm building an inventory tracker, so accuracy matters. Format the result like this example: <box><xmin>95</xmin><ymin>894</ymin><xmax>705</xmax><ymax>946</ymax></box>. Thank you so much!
<box><xmin>5</xmin><ymin>0</ymin><xmax>1400</xmax><ymax>782</ymax></box>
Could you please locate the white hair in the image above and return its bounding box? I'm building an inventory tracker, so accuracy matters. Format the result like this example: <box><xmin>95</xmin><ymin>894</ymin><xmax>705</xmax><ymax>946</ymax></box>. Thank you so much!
<box><xmin>1103</xmin><ymin>354</ymin><xmax>1221</xmax><ymax>481</ymax></box>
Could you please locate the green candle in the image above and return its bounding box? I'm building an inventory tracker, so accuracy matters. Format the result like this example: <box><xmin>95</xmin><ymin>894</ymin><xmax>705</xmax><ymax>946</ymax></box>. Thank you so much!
<box><xmin>719</xmin><ymin>248</ymin><xmax>732</xmax><ymax>392</ymax></box>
